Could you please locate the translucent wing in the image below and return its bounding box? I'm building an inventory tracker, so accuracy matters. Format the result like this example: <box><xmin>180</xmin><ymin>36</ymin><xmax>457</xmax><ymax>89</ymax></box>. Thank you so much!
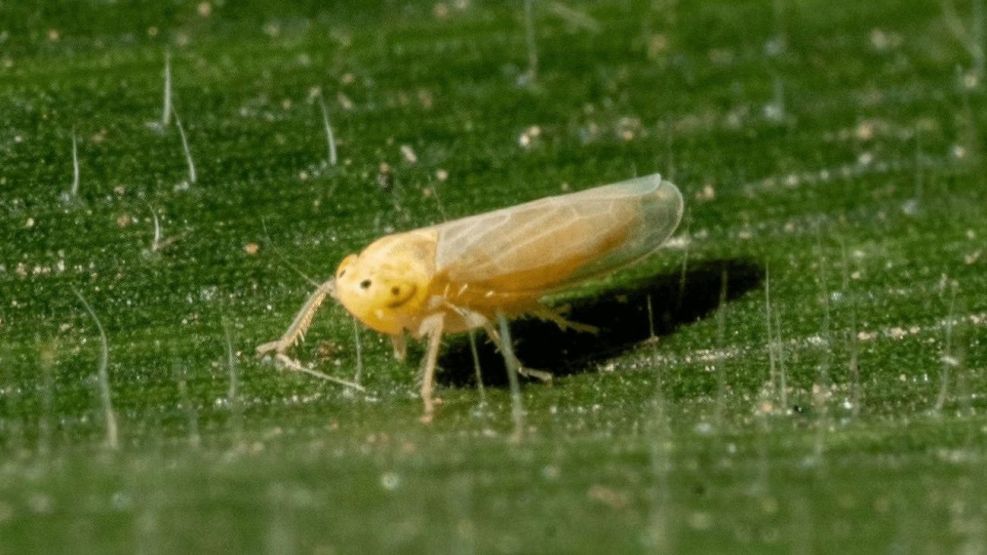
<box><xmin>430</xmin><ymin>173</ymin><xmax>683</xmax><ymax>294</ymax></box>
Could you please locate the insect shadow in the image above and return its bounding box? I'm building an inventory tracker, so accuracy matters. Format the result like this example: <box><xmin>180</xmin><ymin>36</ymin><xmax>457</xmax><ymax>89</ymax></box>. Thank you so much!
<box><xmin>438</xmin><ymin>258</ymin><xmax>763</xmax><ymax>387</ymax></box>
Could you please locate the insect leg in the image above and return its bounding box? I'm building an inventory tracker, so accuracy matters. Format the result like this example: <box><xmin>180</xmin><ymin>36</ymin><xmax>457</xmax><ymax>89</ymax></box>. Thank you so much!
<box><xmin>390</xmin><ymin>333</ymin><xmax>408</xmax><ymax>361</ymax></box>
<box><xmin>530</xmin><ymin>304</ymin><xmax>599</xmax><ymax>334</ymax></box>
<box><xmin>255</xmin><ymin>279</ymin><xmax>363</xmax><ymax>390</ymax></box>
<box><xmin>266</xmin><ymin>352</ymin><xmax>364</xmax><ymax>391</ymax></box>
<box><xmin>496</xmin><ymin>312</ymin><xmax>525</xmax><ymax>442</ymax></box>
<box><xmin>437</xmin><ymin>301</ymin><xmax>488</xmax><ymax>401</ymax></box>
<box><xmin>467</xmin><ymin>329</ymin><xmax>486</xmax><ymax>404</ymax></box>
<box><xmin>256</xmin><ymin>278</ymin><xmax>336</xmax><ymax>357</ymax></box>
<box><xmin>418</xmin><ymin>314</ymin><xmax>445</xmax><ymax>424</ymax></box>
<box><xmin>482</xmin><ymin>321</ymin><xmax>554</xmax><ymax>383</ymax></box>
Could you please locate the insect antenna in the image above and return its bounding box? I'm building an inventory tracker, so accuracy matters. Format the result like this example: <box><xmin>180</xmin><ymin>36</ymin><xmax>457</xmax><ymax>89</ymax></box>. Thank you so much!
<box><xmin>261</xmin><ymin>217</ymin><xmax>321</xmax><ymax>288</ymax></box>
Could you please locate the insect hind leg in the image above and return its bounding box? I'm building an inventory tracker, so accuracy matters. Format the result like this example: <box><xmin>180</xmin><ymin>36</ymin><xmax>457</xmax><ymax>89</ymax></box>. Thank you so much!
<box><xmin>482</xmin><ymin>321</ymin><xmax>553</xmax><ymax>383</ymax></box>
<box><xmin>530</xmin><ymin>304</ymin><xmax>599</xmax><ymax>334</ymax></box>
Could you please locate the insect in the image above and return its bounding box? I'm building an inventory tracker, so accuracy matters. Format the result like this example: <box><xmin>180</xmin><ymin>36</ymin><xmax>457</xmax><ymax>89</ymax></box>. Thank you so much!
<box><xmin>257</xmin><ymin>173</ymin><xmax>684</xmax><ymax>422</ymax></box>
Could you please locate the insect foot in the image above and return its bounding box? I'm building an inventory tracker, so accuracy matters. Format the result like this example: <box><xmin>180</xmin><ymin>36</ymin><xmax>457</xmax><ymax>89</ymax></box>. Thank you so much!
<box><xmin>518</xmin><ymin>366</ymin><xmax>554</xmax><ymax>383</ymax></box>
<box><xmin>256</xmin><ymin>340</ymin><xmax>366</xmax><ymax>392</ymax></box>
<box><xmin>255</xmin><ymin>339</ymin><xmax>286</xmax><ymax>357</ymax></box>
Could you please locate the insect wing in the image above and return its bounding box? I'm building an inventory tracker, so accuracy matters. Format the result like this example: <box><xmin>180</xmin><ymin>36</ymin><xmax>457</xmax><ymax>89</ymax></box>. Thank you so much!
<box><xmin>431</xmin><ymin>173</ymin><xmax>683</xmax><ymax>294</ymax></box>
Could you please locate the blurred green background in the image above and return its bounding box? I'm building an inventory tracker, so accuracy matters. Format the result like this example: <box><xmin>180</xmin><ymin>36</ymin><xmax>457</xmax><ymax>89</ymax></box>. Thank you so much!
<box><xmin>1</xmin><ymin>0</ymin><xmax>985</xmax><ymax>552</ymax></box>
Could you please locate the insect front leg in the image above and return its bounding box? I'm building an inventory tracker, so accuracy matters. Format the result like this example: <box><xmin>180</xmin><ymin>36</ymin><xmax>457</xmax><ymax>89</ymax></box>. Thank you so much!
<box><xmin>417</xmin><ymin>314</ymin><xmax>445</xmax><ymax>423</ymax></box>
<box><xmin>256</xmin><ymin>279</ymin><xmax>364</xmax><ymax>391</ymax></box>
<box><xmin>390</xmin><ymin>333</ymin><xmax>408</xmax><ymax>361</ymax></box>
<box><xmin>257</xmin><ymin>278</ymin><xmax>335</xmax><ymax>357</ymax></box>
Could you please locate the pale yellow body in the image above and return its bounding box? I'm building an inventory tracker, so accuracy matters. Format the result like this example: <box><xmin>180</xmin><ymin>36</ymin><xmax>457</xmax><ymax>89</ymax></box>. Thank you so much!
<box><xmin>257</xmin><ymin>173</ymin><xmax>684</xmax><ymax>421</ymax></box>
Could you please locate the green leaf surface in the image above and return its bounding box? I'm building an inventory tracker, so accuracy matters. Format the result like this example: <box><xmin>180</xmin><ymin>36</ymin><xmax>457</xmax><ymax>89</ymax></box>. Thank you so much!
<box><xmin>1</xmin><ymin>0</ymin><xmax>986</xmax><ymax>552</ymax></box>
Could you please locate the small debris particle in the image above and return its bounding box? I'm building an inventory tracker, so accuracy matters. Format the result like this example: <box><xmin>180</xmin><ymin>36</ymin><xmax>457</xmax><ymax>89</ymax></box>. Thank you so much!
<box><xmin>646</xmin><ymin>34</ymin><xmax>668</xmax><ymax>59</ymax></box>
<box><xmin>761</xmin><ymin>497</ymin><xmax>779</xmax><ymax>514</ymax></box>
<box><xmin>688</xmin><ymin>511</ymin><xmax>712</xmax><ymax>530</ymax></box>
<box><xmin>855</xmin><ymin>121</ymin><xmax>874</xmax><ymax>141</ymax></box>
<box><xmin>262</xmin><ymin>22</ymin><xmax>280</xmax><ymax>38</ymax></box>
<box><xmin>28</xmin><ymin>493</ymin><xmax>53</xmax><ymax>514</ymax></box>
<box><xmin>435</xmin><ymin>168</ymin><xmax>448</xmax><ymax>182</ymax></box>
<box><xmin>615</xmin><ymin>117</ymin><xmax>642</xmax><ymax>141</ymax></box>
<box><xmin>24</xmin><ymin>217</ymin><xmax>35</xmax><ymax>229</ymax></box>
<box><xmin>869</xmin><ymin>28</ymin><xmax>902</xmax><ymax>51</ymax></box>
<box><xmin>316</xmin><ymin>340</ymin><xmax>342</xmax><ymax>362</ymax></box>
<box><xmin>587</xmin><ymin>485</ymin><xmax>628</xmax><ymax>509</ymax></box>
<box><xmin>400</xmin><ymin>144</ymin><xmax>417</xmax><ymax>164</ymax></box>
<box><xmin>963</xmin><ymin>71</ymin><xmax>979</xmax><ymax>89</ymax></box>
<box><xmin>377</xmin><ymin>162</ymin><xmax>393</xmax><ymax>190</ymax></box>
<box><xmin>857</xmin><ymin>330</ymin><xmax>877</xmax><ymax>341</ymax></box>
<box><xmin>47</xmin><ymin>29</ymin><xmax>60</xmax><ymax>42</ymax></box>
<box><xmin>116</xmin><ymin>214</ymin><xmax>132</xmax><ymax>228</ymax></box>
<box><xmin>337</xmin><ymin>92</ymin><xmax>354</xmax><ymax>111</ymax></box>
<box><xmin>197</xmin><ymin>2</ymin><xmax>212</xmax><ymax>17</ymax></box>
<box><xmin>518</xmin><ymin>125</ymin><xmax>542</xmax><ymax>149</ymax></box>
<box><xmin>380</xmin><ymin>472</ymin><xmax>400</xmax><ymax>491</ymax></box>
<box><xmin>244</xmin><ymin>242</ymin><xmax>260</xmax><ymax>255</ymax></box>
<box><xmin>417</xmin><ymin>89</ymin><xmax>434</xmax><ymax>109</ymax></box>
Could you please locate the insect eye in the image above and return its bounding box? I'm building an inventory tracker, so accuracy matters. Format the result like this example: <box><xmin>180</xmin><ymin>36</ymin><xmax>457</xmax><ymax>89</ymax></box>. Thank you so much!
<box><xmin>391</xmin><ymin>286</ymin><xmax>400</xmax><ymax>296</ymax></box>
<box><xmin>360</xmin><ymin>279</ymin><xmax>372</xmax><ymax>289</ymax></box>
